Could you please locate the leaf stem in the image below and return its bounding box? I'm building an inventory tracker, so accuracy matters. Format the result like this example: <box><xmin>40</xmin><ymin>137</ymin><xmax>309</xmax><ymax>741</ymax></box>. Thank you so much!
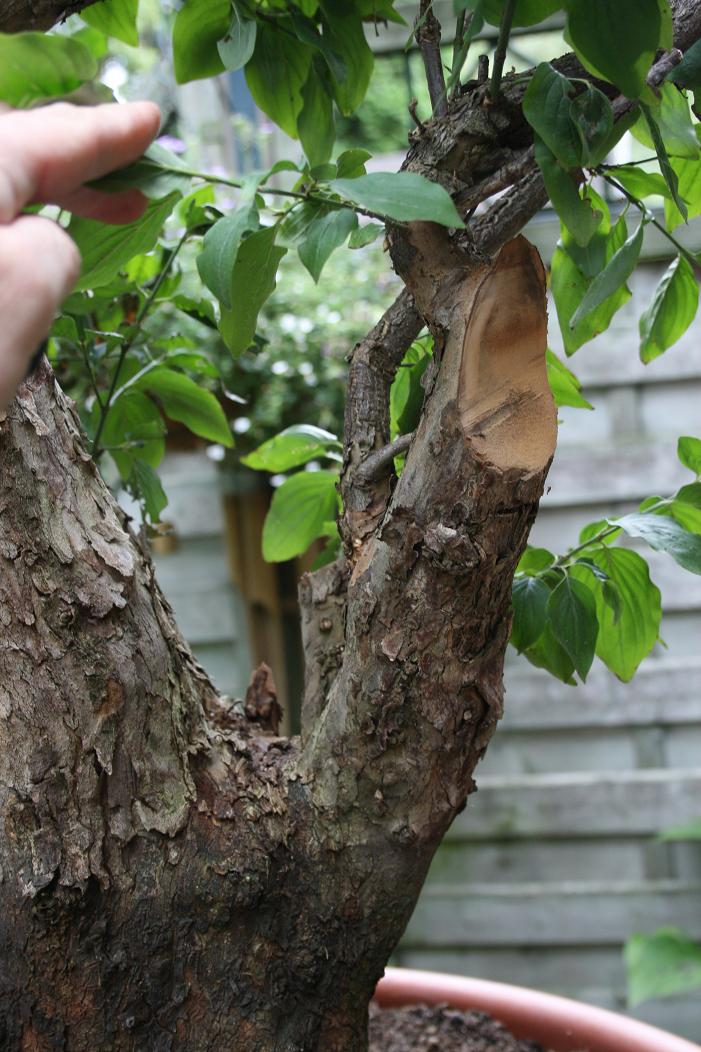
<box><xmin>91</xmin><ymin>228</ymin><xmax>190</xmax><ymax>458</ymax></box>
<box><xmin>489</xmin><ymin>0</ymin><xmax>517</xmax><ymax>102</ymax></box>
<box><xmin>602</xmin><ymin>173</ymin><xmax>701</xmax><ymax>275</ymax></box>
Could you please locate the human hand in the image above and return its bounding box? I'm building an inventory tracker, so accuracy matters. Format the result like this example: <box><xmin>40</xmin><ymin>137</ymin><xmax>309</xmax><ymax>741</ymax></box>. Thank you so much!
<box><xmin>0</xmin><ymin>100</ymin><xmax>161</xmax><ymax>410</ymax></box>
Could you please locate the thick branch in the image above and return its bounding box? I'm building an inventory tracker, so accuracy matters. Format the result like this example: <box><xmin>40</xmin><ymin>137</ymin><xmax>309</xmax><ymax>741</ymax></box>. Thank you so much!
<box><xmin>0</xmin><ymin>0</ymin><xmax>99</xmax><ymax>31</ymax></box>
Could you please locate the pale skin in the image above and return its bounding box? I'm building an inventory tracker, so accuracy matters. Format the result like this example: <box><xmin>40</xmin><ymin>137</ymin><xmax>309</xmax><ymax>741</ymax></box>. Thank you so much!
<box><xmin>0</xmin><ymin>100</ymin><xmax>161</xmax><ymax>409</ymax></box>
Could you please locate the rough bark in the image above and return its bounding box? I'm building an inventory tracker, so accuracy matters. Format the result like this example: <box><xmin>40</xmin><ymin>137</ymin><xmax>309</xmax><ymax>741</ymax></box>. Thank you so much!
<box><xmin>0</xmin><ymin>0</ymin><xmax>99</xmax><ymax>32</ymax></box>
<box><xmin>1</xmin><ymin>2</ymin><xmax>701</xmax><ymax>1050</ymax></box>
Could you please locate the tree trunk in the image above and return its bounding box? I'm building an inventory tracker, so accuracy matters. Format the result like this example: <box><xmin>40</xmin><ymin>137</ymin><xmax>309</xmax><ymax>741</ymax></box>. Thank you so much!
<box><xmin>1</xmin><ymin>3</ymin><xmax>700</xmax><ymax>1049</ymax></box>
<box><xmin>0</xmin><ymin>1</ymin><xmax>99</xmax><ymax>33</ymax></box>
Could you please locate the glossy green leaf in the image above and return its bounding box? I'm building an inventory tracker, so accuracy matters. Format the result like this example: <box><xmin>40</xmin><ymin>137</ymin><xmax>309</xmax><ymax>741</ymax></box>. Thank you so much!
<box><xmin>579</xmin><ymin>519</ymin><xmax>621</xmax><ymax>546</ymax></box>
<box><xmin>625</xmin><ymin>928</ymin><xmax>701</xmax><ymax>1007</ymax></box>
<box><xmin>546</xmin><ymin>349</ymin><xmax>593</xmax><ymax>409</ymax></box>
<box><xmin>511</xmin><ymin>576</ymin><xmax>550</xmax><ymax>652</ymax></box>
<box><xmin>633</xmin><ymin>84</ymin><xmax>700</xmax><ymax>160</ymax></box>
<box><xmin>573</xmin><ymin>548</ymin><xmax>661</xmax><ymax>681</ymax></box>
<box><xmin>217</xmin><ymin>3</ymin><xmax>257</xmax><ymax>71</ymax></box>
<box><xmin>678</xmin><ymin>435</ymin><xmax>701</xmax><ymax>475</ymax></box>
<box><xmin>523</xmin><ymin>64</ymin><xmax>583</xmax><ymax>169</ymax></box>
<box><xmin>348</xmin><ymin>222</ymin><xmax>384</xmax><ymax>249</ymax></box>
<box><xmin>82</xmin><ymin>0</ymin><xmax>139</xmax><ymax>46</ymax></box>
<box><xmin>534</xmin><ymin>137</ymin><xmax>601</xmax><ymax>247</ymax></box>
<box><xmin>298</xmin><ymin>207</ymin><xmax>357</xmax><ymax>282</ymax></box>
<box><xmin>605</xmin><ymin>167</ymin><xmax>672</xmax><ymax>201</ymax></box>
<box><xmin>664</xmin><ymin>126</ymin><xmax>701</xmax><ymax>230</ymax></box>
<box><xmin>219</xmin><ymin>225</ymin><xmax>287</xmax><ymax>357</ymax></box>
<box><xmin>547</xmin><ymin>574</ymin><xmax>598</xmax><ymax>680</ymax></box>
<box><xmin>319</xmin><ymin>0</ymin><xmax>374</xmax><ymax>114</ymax></box>
<box><xmin>262</xmin><ymin>471</ymin><xmax>339</xmax><ymax>562</ymax></box>
<box><xmin>245</xmin><ymin>21</ymin><xmax>312</xmax><ymax>138</ymax></box>
<box><xmin>196</xmin><ymin>205</ymin><xmax>259</xmax><ymax>309</ymax></box>
<box><xmin>0</xmin><ymin>31</ymin><xmax>97</xmax><ymax>107</ymax></box>
<box><xmin>131</xmin><ymin>460</ymin><xmax>168</xmax><ymax>523</ymax></box>
<box><xmin>134</xmin><ymin>367</ymin><xmax>233</xmax><ymax>446</ymax></box>
<box><xmin>570</xmin><ymin>221</ymin><xmax>644</xmax><ymax>329</ymax></box>
<box><xmin>569</xmin><ymin>84</ymin><xmax>613</xmax><ymax>166</ymax></box>
<box><xmin>69</xmin><ymin>192</ymin><xmax>180</xmax><ymax>291</ymax></box>
<box><xmin>243</xmin><ymin>425</ymin><xmax>340</xmax><ymax>472</ymax></box>
<box><xmin>640</xmin><ymin>102</ymin><xmax>688</xmax><ymax>221</ymax></box>
<box><xmin>639</xmin><ymin>255</ymin><xmax>698</xmax><ymax>363</ymax></box>
<box><xmin>173</xmin><ymin>0</ymin><xmax>229</xmax><ymax>84</ymax></box>
<box><xmin>613</xmin><ymin>511</ymin><xmax>701</xmax><ymax>574</ymax></box>
<box><xmin>672</xmin><ymin>483</ymin><xmax>701</xmax><ymax>534</ymax></box>
<box><xmin>517</xmin><ymin>547</ymin><xmax>555</xmax><ymax>574</ymax></box>
<box><xmin>298</xmin><ymin>61</ymin><xmax>336</xmax><ymax>168</ymax></box>
<box><xmin>330</xmin><ymin>172</ymin><xmax>464</xmax><ymax>227</ymax></box>
<box><xmin>523</xmin><ymin>622</ymin><xmax>576</xmax><ymax>684</ymax></box>
<box><xmin>289</xmin><ymin>10</ymin><xmax>345</xmax><ymax>83</ymax></box>
<box><xmin>336</xmin><ymin>149</ymin><xmax>372</xmax><ymax>179</ymax></box>
<box><xmin>390</xmin><ymin>338</ymin><xmax>432</xmax><ymax>437</ymax></box>
<box><xmin>89</xmin><ymin>142</ymin><xmax>192</xmax><ymax>199</ymax></box>
<box><xmin>669</xmin><ymin>38</ymin><xmax>701</xmax><ymax>93</ymax></box>
<box><xmin>100</xmin><ymin>390</ymin><xmax>165</xmax><ymax>479</ymax></box>
<box><xmin>551</xmin><ymin>214</ymin><xmax>631</xmax><ymax>355</ymax></box>
<box><xmin>564</xmin><ymin>0</ymin><xmax>662</xmax><ymax>100</ymax></box>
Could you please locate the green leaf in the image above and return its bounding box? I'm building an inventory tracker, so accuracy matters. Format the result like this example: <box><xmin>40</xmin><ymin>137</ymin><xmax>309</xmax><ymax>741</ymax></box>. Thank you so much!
<box><xmin>546</xmin><ymin>349</ymin><xmax>593</xmax><ymax>409</ymax></box>
<box><xmin>319</xmin><ymin>0</ymin><xmax>374</xmax><ymax>114</ymax></box>
<box><xmin>613</xmin><ymin>511</ymin><xmax>701</xmax><ymax>574</ymax></box>
<box><xmin>640</xmin><ymin>102</ymin><xmax>689</xmax><ymax>221</ymax></box>
<box><xmin>579</xmin><ymin>519</ymin><xmax>621</xmax><ymax>546</ymax></box>
<box><xmin>217</xmin><ymin>2</ymin><xmax>257</xmax><ymax>72</ymax></box>
<box><xmin>196</xmin><ymin>205</ymin><xmax>260</xmax><ymax>309</ymax></box>
<box><xmin>88</xmin><ymin>142</ymin><xmax>192</xmax><ymax>200</ymax></box>
<box><xmin>262</xmin><ymin>471</ymin><xmax>339</xmax><ymax>562</ymax></box>
<box><xmin>173</xmin><ymin>0</ymin><xmax>229</xmax><ymax>84</ymax></box>
<box><xmin>511</xmin><ymin>576</ymin><xmax>550</xmax><ymax>652</ymax></box>
<box><xmin>336</xmin><ymin>149</ymin><xmax>372</xmax><ymax>179</ymax></box>
<box><xmin>69</xmin><ymin>192</ymin><xmax>180</xmax><ymax>291</ymax></box>
<box><xmin>134</xmin><ymin>367</ymin><xmax>233</xmax><ymax>447</ymax></box>
<box><xmin>547</xmin><ymin>574</ymin><xmax>599</xmax><ymax>680</ymax></box>
<box><xmin>564</xmin><ymin>0</ymin><xmax>663</xmax><ymax>100</ymax></box>
<box><xmin>569</xmin><ymin>84</ymin><xmax>613</xmax><ymax>166</ymax></box>
<box><xmin>523</xmin><ymin>622</ymin><xmax>576</xmax><ymax>684</ymax></box>
<box><xmin>390</xmin><ymin>338</ymin><xmax>432</xmax><ymax>437</ymax></box>
<box><xmin>534</xmin><ymin>137</ymin><xmax>601</xmax><ymax>247</ymax></box>
<box><xmin>82</xmin><ymin>0</ymin><xmax>139</xmax><ymax>46</ymax></box>
<box><xmin>348</xmin><ymin>222</ymin><xmax>384</xmax><ymax>249</ymax></box>
<box><xmin>289</xmin><ymin>10</ymin><xmax>346</xmax><ymax>83</ymax></box>
<box><xmin>551</xmin><ymin>214</ymin><xmax>631</xmax><ymax>355</ymax></box>
<box><xmin>639</xmin><ymin>255</ymin><xmax>699</xmax><ymax>363</ymax></box>
<box><xmin>633</xmin><ymin>84</ymin><xmax>700</xmax><ymax>160</ymax></box>
<box><xmin>245</xmin><ymin>21</ymin><xmax>312</xmax><ymax>138</ymax></box>
<box><xmin>664</xmin><ymin>127</ymin><xmax>701</xmax><ymax>230</ymax></box>
<box><xmin>572</xmin><ymin>548</ymin><xmax>661</xmax><ymax>681</ymax></box>
<box><xmin>131</xmin><ymin>460</ymin><xmax>167</xmax><ymax>523</ymax></box>
<box><xmin>625</xmin><ymin>928</ymin><xmax>701</xmax><ymax>1007</ymax></box>
<box><xmin>606</xmin><ymin>167</ymin><xmax>672</xmax><ymax>201</ymax></box>
<box><xmin>219</xmin><ymin>225</ymin><xmax>287</xmax><ymax>358</ymax></box>
<box><xmin>243</xmin><ymin>424</ymin><xmax>340</xmax><ymax>472</ymax></box>
<box><xmin>659</xmin><ymin>817</ymin><xmax>701</xmax><ymax>840</ymax></box>
<box><xmin>570</xmin><ymin>221</ymin><xmax>644</xmax><ymax>329</ymax></box>
<box><xmin>100</xmin><ymin>390</ymin><xmax>165</xmax><ymax>479</ymax></box>
<box><xmin>678</xmin><ymin>435</ymin><xmax>701</xmax><ymax>475</ymax></box>
<box><xmin>298</xmin><ymin>61</ymin><xmax>336</xmax><ymax>168</ymax></box>
<box><xmin>0</xmin><ymin>31</ymin><xmax>97</xmax><ymax>107</ymax></box>
<box><xmin>517</xmin><ymin>547</ymin><xmax>555</xmax><ymax>574</ymax></box>
<box><xmin>523</xmin><ymin>64</ymin><xmax>584</xmax><ymax>169</ymax></box>
<box><xmin>298</xmin><ymin>207</ymin><xmax>358</xmax><ymax>282</ymax></box>
<box><xmin>474</xmin><ymin>0</ymin><xmax>561</xmax><ymax>27</ymax></box>
<box><xmin>672</xmin><ymin>483</ymin><xmax>701</xmax><ymax>534</ymax></box>
<box><xmin>669</xmin><ymin>38</ymin><xmax>701</xmax><ymax>93</ymax></box>
<box><xmin>329</xmin><ymin>172</ymin><xmax>464</xmax><ymax>228</ymax></box>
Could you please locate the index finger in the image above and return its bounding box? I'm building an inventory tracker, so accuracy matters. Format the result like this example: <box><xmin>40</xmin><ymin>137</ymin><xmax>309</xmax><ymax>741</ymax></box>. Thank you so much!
<box><xmin>0</xmin><ymin>100</ymin><xmax>161</xmax><ymax>222</ymax></box>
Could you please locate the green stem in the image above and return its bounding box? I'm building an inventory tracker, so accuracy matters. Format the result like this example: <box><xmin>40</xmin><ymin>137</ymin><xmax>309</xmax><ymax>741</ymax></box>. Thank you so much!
<box><xmin>489</xmin><ymin>0</ymin><xmax>517</xmax><ymax>102</ymax></box>
<box><xmin>91</xmin><ymin>228</ymin><xmax>190</xmax><ymax>458</ymax></box>
<box><xmin>447</xmin><ymin>10</ymin><xmax>474</xmax><ymax>99</ymax></box>
<box><xmin>552</xmin><ymin>498</ymin><xmax>671</xmax><ymax>569</ymax></box>
<box><xmin>602</xmin><ymin>173</ymin><xmax>701</xmax><ymax>275</ymax></box>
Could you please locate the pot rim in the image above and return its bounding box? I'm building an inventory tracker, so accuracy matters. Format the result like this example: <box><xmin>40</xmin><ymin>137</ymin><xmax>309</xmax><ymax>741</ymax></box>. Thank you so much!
<box><xmin>375</xmin><ymin>966</ymin><xmax>700</xmax><ymax>1052</ymax></box>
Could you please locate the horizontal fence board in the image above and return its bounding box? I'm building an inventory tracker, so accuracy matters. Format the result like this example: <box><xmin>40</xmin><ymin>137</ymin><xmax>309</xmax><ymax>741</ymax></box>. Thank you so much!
<box><xmin>543</xmin><ymin>441</ymin><xmax>688</xmax><ymax>508</ymax></box>
<box><xmin>191</xmin><ymin>643</ymin><xmax>249</xmax><ymax>699</ymax></box>
<box><xmin>159</xmin><ymin>586</ymin><xmax>239</xmax><ymax>645</ymax></box>
<box><xmin>152</xmin><ymin>538</ymin><xmax>234</xmax><ymax>593</ymax></box>
<box><xmin>449</xmin><ymin>769</ymin><xmax>701</xmax><ymax>839</ymax></box>
<box><xmin>501</xmin><ymin>659</ymin><xmax>701</xmax><ymax>728</ymax></box>
<box><xmin>156</xmin><ymin>453</ymin><xmax>226</xmax><ymax>538</ymax></box>
<box><xmin>425</xmin><ymin>838</ymin><xmax>662</xmax><ymax>885</ymax></box>
<box><xmin>404</xmin><ymin>881</ymin><xmax>701</xmax><ymax>947</ymax></box>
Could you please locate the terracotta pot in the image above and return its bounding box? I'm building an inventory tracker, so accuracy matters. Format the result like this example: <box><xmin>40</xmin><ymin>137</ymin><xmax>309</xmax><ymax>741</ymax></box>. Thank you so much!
<box><xmin>375</xmin><ymin>967</ymin><xmax>700</xmax><ymax>1052</ymax></box>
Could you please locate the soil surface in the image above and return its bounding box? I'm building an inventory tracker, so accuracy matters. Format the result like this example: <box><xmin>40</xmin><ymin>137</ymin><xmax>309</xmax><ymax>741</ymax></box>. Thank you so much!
<box><xmin>368</xmin><ymin>1002</ymin><xmax>553</xmax><ymax>1052</ymax></box>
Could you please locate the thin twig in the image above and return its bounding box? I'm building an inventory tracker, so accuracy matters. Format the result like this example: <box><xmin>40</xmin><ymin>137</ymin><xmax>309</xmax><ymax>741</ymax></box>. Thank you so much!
<box><xmin>357</xmin><ymin>433</ymin><xmax>415</xmax><ymax>482</ymax></box>
<box><xmin>415</xmin><ymin>0</ymin><xmax>448</xmax><ymax>117</ymax></box>
<box><xmin>489</xmin><ymin>0</ymin><xmax>518</xmax><ymax>101</ymax></box>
